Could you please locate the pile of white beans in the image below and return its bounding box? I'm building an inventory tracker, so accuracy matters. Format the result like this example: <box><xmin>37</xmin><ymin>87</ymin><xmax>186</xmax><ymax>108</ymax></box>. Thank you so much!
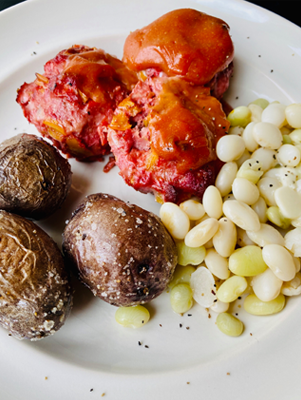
<box><xmin>159</xmin><ymin>99</ymin><xmax>301</xmax><ymax>337</ymax></box>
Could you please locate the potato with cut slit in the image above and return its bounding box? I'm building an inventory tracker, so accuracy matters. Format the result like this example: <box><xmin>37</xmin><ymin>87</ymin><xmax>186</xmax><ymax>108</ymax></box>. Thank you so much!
<box><xmin>0</xmin><ymin>210</ymin><xmax>72</xmax><ymax>340</ymax></box>
<box><xmin>63</xmin><ymin>193</ymin><xmax>178</xmax><ymax>306</ymax></box>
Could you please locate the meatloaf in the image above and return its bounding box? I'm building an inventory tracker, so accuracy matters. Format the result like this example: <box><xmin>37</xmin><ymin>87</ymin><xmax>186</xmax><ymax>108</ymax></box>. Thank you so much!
<box><xmin>17</xmin><ymin>45</ymin><xmax>137</xmax><ymax>161</ymax></box>
<box><xmin>108</xmin><ymin>76</ymin><xmax>229</xmax><ymax>203</ymax></box>
<box><xmin>123</xmin><ymin>8</ymin><xmax>234</xmax><ymax>99</ymax></box>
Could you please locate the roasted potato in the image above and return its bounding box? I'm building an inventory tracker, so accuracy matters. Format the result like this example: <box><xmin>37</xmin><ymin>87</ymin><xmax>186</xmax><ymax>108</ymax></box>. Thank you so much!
<box><xmin>63</xmin><ymin>193</ymin><xmax>178</xmax><ymax>306</ymax></box>
<box><xmin>0</xmin><ymin>210</ymin><xmax>72</xmax><ymax>340</ymax></box>
<box><xmin>0</xmin><ymin>133</ymin><xmax>72</xmax><ymax>219</ymax></box>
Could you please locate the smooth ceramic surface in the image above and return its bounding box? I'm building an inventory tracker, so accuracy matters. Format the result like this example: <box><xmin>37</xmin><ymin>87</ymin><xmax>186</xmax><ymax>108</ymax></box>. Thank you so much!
<box><xmin>1</xmin><ymin>0</ymin><xmax>301</xmax><ymax>398</ymax></box>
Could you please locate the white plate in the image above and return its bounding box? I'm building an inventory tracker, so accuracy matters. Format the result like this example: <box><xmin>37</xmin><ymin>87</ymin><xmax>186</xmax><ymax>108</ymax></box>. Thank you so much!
<box><xmin>1</xmin><ymin>0</ymin><xmax>301</xmax><ymax>399</ymax></box>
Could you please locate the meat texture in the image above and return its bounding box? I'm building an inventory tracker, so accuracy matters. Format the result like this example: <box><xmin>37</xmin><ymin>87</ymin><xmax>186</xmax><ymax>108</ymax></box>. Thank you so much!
<box><xmin>17</xmin><ymin>45</ymin><xmax>137</xmax><ymax>161</ymax></box>
<box><xmin>108</xmin><ymin>76</ymin><xmax>229</xmax><ymax>203</ymax></box>
<box><xmin>123</xmin><ymin>8</ymin><xmax>234</xmax><ymax>99</ymax></box>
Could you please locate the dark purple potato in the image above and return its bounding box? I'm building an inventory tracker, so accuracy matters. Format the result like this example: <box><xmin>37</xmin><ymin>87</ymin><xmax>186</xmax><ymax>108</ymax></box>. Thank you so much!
<box><xmin>63</xmin><ymin>193</ymin><xmax>178</xmax><ymax>306</ymax></box>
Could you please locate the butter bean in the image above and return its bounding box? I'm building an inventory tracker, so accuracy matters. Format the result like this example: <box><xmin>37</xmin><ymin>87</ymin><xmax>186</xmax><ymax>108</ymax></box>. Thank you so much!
<box><xmin>185</xmin><ymin>218</ymin><xmax>219</xmax><ymax>248</ymax></box>
<box><xmin>246</xmin><ymin>223</ymin><xmax>285</xmax><ymax>247</ymax></box>
<box><xmin>205</xmin><ymin>248</ymin><xmax>230</xmax><ymax>280</ymax></box>
<box><xmin>229</xmin><ymin>245</ymin><xmax>267</xmax><ymax>277</ymax></box>
<box><xmin>213</xmin><ymin>217</ymin><xmax>237</xmax><ymax>258</ymax></box>
<box><xmin>215</xmin><ymin>162</ymin><xmax>238</xmax><ymax>197</ymax></box>
<box><xmin>223</xmin><ymin>200</ymin><xmax>260</xmax><ymax>231</ymax></box>
<box><xmin>216</xmin><ymin>276</ymin><xmax>248</xmax><ymax>303</ymax></box>
<box><xmin>160</xmin><ymin>202</ymin><xmax>190</xmax><ymax>240</ymax></box>
<box><xmin>216</xmin><ymin>313</ymin><xmax>244</xmax><ymax>337</ymax></box>
<box><xmin>202</xmin><ymin>186</ymin><xmax>223</xmax><ymax>219</ymax></box>
<box><xmin>262</xmin><ymin>244</ymin><xmax>296</xmax><ymax>281</ymax></box>
<box><xmin>251</xmin><ymin>268</ymin><xmax>283</xmax><ymax>302</ymax></box>
<box><xmin>244</xmin><ymin>293</ymin><xmax>285</xmax><ymax>316</ymax></box>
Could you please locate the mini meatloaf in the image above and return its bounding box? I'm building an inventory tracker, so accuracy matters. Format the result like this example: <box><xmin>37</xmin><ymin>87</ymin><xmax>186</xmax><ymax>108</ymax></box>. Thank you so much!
<box><xmin>108</xmin><ymin>76</ymin><xmax>229</xmax><ymax>203</ymax></box>
<box><xmin>17</xmin><ymin>45</ymin><xmax>137</xmax><ymax>161</ymax></box>
<box><xmin>123</xmin><ymin>8</ymin><xmax>234</xmax><ymax>99</ymax></box>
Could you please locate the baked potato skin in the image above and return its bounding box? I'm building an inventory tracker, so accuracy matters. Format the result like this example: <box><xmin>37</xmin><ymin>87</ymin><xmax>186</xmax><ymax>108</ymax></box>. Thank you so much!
<box><xmin>0</xmin><ymin>210</ymin><xmax>72</xmax><ymax>340</ymax></box>
<box><xmin>0</xmin><ymin>133</ymin><xmax>72</xmax><ymax>220</ymax></box>
<box><xmin>63</xmin><ymin>193</ymin><xmax>178</xmax><ymax>306</ymax></box>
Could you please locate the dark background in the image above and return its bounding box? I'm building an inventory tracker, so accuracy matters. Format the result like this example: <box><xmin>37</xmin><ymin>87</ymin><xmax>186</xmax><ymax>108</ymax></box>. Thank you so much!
<box><xmin>0</xmin><ymin>0</ymin><xmax>300</xmax><ymax>28</ymax></box>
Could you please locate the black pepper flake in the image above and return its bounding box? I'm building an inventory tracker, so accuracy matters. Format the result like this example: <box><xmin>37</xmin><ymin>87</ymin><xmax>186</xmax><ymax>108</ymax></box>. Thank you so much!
<box><xmin>87</xmin><ymin>111</ymin><xmax>91</xmax><ymax>115</ymax></box>
<box><xmin>214</xmin><ymin>299</ymin><xmax>217</xmax><ymax>303</ymax></box>
<box><xmin>273</xmin><ymin>154</ymin><xmax>276</xmax><ymax>160</ymax></box>
<box><xmin>235</xmin><ymin>313</ymin><xmax>238</xmax><ymax>316</ymax></box>
<box><xmin>258</xmin><ymin>55</ymin><xmax>261</xmax><ymax>57</ymax></box>
<box><xmin>159</xmin><ymin>324</ymin><xmax>162</xmax><ymax>327</ymax></box>
<box><xmin>142</xmin><ymin>320</ymin><xmax>144</xmax><ymax>324</ymax></box>
<box><xmin>188</xmin><ymin>314</ymin><xmax>192</xmax><ymax>317</ymax></box>
<box><xmin>269</xmin><ymin>184</ymin><xmax>273</xmax><ymax>187</ymax></box>
<box><xmin>179</xmin><ymin>323</ymin><xmax>183</xmax><ymax>328</ymax></box>
<box><xmin>238</xmin><ymin>297</ymin><xmax>242</xmax><ymax>300</ymax></box>
<box><xmin>211</xmin><ymin>290</ymin><xmax>216</xmax><ymax>295</ymax></box>
<box><xmin>186</xmin><ymin>327</ymin><xmax>190</xmax><ymax>330</ymax></box>
<box><xmin>90</xmin><ymin>389</ymin><xmax>94</xmax><ymax>392</ymax></box>
<box><xmin>250</xmin><ymin>333</ymin><xmax>253</xmax><ymax>336</ymax></box>
<box><xmin>271</xmin><ymin>69</ymin><xmax>274</xmax><ymax>73</ymax></box>
<box><xmin>145</xmin><ymin>345</ymin><xmax>149</xmax><ymax>348</ymax></box>
<box><xmin>138</xmin><ymin>341</ymin><xmax>142</xmax><ymax>346</ymax></box>
<box><xmin>236</xmin><ymin>96</ymin><xmax>239</xmax><ymax>99</ymax></box>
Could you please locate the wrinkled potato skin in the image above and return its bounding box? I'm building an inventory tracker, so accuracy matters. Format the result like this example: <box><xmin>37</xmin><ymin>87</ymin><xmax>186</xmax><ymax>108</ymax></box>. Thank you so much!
<box><xmin>63</xmin><ymin>193</ymin><xmax>178</xmax><ymax>306</ymax></box>
<box><xmin>0</xmin><ymin>134</ymin><xmax>72</xmax><ymax>219</ymax></box>
<box><xmin>0</xmin><ymin>211</ymin><xmax>72</xmax><ymax>340</ymax></box>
